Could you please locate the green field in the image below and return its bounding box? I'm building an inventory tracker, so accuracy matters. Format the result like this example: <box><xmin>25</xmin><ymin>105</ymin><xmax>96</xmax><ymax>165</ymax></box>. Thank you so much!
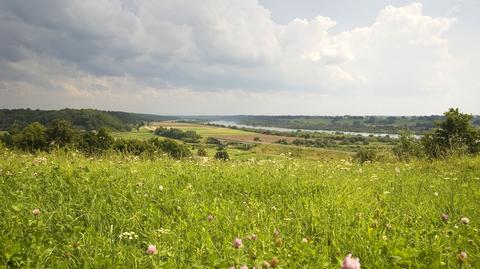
<box><xmin>151</xmin><ymin>122</ymin><xmax>257</xmax><ymax>137</ymax></box>
<box><xmin>133</xmin><ymin>122</ymin><xmax>355</xmax><ymax>160</ymax></box>
<box><xmin>111</xmin><ymin>129</ymin><xmax>158</xmax><ymax>140</ymax></box>
<box><xmin>1</xmin><ymin>149</ymin><xmax>479</xmax><ymax>268</ymax></box>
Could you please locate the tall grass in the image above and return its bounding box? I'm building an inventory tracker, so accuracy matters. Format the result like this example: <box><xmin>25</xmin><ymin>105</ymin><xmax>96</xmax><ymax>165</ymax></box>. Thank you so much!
<box><xmin>0</xmin><ymin>149</ymin><xmax>479</xmax><ymax>268</ymax></box>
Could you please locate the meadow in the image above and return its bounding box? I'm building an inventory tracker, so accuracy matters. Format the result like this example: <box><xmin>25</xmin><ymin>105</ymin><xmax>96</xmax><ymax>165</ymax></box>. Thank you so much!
<box><xmin>1</xmin><ymin>147</ymin><xmax>479</xmax><ymax>268</ymax></box>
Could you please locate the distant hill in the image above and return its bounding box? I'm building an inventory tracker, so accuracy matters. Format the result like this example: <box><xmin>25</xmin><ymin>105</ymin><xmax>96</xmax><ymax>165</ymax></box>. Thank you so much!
<box><xmin>187</xmin><ymin>115</ymin><xmax>480</xmax><ymax>134</ymax></box>
<box><xmin>0</xmin><ymin>108</ymin><xmax>177</xmax><ymax>131</ymax></box>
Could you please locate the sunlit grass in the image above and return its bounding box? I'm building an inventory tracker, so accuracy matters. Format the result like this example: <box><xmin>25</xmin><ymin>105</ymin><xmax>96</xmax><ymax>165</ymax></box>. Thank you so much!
<box><xmin>1</xmin><ymin>150</ymin><xmax>479</xmax><ymax>268</ymax></box>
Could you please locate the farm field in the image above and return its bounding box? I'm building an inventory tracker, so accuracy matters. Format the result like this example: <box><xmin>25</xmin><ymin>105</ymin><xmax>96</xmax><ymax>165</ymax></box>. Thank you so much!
<box><xmin>146</xmin><ymin>121</ymin><xmax>397</xmax><ymax>160</ymax></box>
<box><xmin>150</xmin><ymin>122</ymin><xmax>299</xmax><ymax>144</ymax></box>
<box><xmin>1</xmin><ymin>149</ymin><xmax>479</xmax><ymax>268</ymax></box>
<box><xmin>111</xmin><ymin>129</ymin><xmax>158</xmax><ymax>140</ymax></box>
<box><xmin>142</xmin><ymin>121</ymin><xmax>355</xmax><ymax>161</ymax></box>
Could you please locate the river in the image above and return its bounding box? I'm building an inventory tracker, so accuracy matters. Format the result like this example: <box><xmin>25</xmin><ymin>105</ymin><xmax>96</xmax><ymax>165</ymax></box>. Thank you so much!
<box><xmin>209</xmin><ymin>120</ymin><xmax>411</xmax><ymax>139</ymax></box>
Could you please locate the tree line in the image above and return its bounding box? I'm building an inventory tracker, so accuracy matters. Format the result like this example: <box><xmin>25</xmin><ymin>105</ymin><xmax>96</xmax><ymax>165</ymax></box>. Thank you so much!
<box><xmin>154</xmin><ymin>127</ymin><xmax>201</xmax><ymax>143</ymax></box>
<box><xmin>211</xmin><ymin>114</ymin><xmax>480</xmax><ymax>135</ymax></box>
<box><xmin>0</xmin><ymin>120</ymin><xmax>192</xmax><ymax>158</ymax></box>
<box><xmin>0</xmin><ymin>108</ymin><xmax>177</xmax><ymax>131</ymax></box>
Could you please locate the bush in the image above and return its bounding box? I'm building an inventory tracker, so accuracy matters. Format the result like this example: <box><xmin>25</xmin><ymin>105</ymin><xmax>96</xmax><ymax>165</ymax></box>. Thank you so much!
<box><xmin>113</xmin><ymin>139</ymin><xmax>151</xmax><ymax>155</ymax></box>
<box><xmin>150</xmin><ymin>138</ymin><xmax>192</xmax><ymax>159</ymax></box>
<box><xmin>393</xmin><ymin>131</ymin><xmax>424</xmax><ymax>160</ymax></box>
<box><xmin>197</xmin><ymin>147</ymin><xmax>208</xmax><ymax>157</ymax></box>
<box><xmin>79</xmin><ymin>128</ymin><xmax>114</xmax><ymax>154</ymax></box>
<box><xmin>276</xmin><ymin>139</ymin><xmax>288</xmax><ymax>145</ymax></box>
<box><xmin>355</xmin><ymin>148</ymin><xmax>377</xmax><ymax>163</ymax></box>
<box><xmin>214</xmin><ymin>150</ymin><xmax>229</xmax><ymax>161</ymax></box>
<box><xmin>206</xmin><ymin>137</ymin><xmax>221</xmax><ymax>145</ymax></box>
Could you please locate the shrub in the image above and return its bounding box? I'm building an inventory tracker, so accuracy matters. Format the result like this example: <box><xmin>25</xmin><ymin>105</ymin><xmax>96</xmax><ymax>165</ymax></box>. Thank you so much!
<box><xmin>113</xmin><ymin>138</ymin><xmax>150</xmax><ymax>155</ymax></box>
<box><xmin>197</xmin><ymin>147</ymin><xmax>208</xmax><ymax>157</ymax></box>
<box><xmin>214</xmin><ymin>150</ymin><xmax>229</xmax><ymax>161</ymax></box>
<box><xmin>206</xmin><ymin>137</ymin><xmax>221</xmax><ymax>145</ymax></box>
<box><xmin>393</xmin><ymin>131</ymin><xmax>424</xmax><ymax>160</ymax></box>
<box><xmin>150</xmin><ymin>138</ymin><xmax>192</xmax><ymax>159</ymax></box>
<box><xmin>355</xmin><ymin>148</ymin><xmax>377</xmax><ymax>163</ymax></box>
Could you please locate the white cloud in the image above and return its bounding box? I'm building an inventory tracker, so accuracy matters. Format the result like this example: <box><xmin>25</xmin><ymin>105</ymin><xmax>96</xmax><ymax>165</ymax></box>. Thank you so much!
<box><xmin>0</xmin><ymin>1</ymin><xmax>478</xmax><ymax>114</ymax></box>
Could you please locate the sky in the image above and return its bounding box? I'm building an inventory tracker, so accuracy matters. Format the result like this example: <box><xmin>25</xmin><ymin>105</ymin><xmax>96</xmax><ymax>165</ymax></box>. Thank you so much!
<box><xmin>0</xmin><ymin>0</ymin><xmax>479</xmax><ymax>115</ymax></box>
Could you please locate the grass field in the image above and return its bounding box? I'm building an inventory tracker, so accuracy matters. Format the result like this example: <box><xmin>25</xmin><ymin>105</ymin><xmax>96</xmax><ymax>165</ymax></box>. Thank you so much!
<box><xmin>111</xmin><ymin>129</ymin><xmax>158</xmax><ymax>140</ymax></box>
<box><xmin>149</xmin><ymin>121</ymin><xmax>360</xmax><ymax>160</ymax></box>
<box><xmin>1</xmin><ymin>148</ymin><xmax>479</xmax><ymax>268</ymax></box>
<box><xmin>150</xmin><ymin>122</ymin><xmax>299</xmax><ymax>144</ymax></box>
<box><xmin>149</xmin><ymin>122</ymin><xmax>254</xmax><ymax>137</ymax></box>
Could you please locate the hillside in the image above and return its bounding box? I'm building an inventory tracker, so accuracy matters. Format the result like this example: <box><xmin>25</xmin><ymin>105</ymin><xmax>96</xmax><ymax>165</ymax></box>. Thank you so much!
<box><xmin>0</xmin><ymin>109</ymin><xmax>177</xmax><ymax>131</ymax></box>
<box><xmin>188</xmin><ymin>115</ymin><xmax>480</xmax><ymax>135</ymax></box>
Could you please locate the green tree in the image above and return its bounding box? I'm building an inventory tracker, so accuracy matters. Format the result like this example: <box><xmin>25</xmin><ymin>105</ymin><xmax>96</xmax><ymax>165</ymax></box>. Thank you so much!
<box><xmin>149</xmin><ymin>138</ymin><xmax>192</xmax><ymax>159</ymax></box>
<box><xmin>80</xmin><ymin>132</ymin><xmax>98</xmax><ymax>154</ymax></box>
<box><xmin>46</xmin><ymin>119</ymin><xmax>79</xmax><ymax>148</ymax></box>
<box><xmin>96</xmin><ymin>128</ymin><xmax>114</xmax><ymax>151</ymax></box>
<box><xmin>18</xmin><ymin>122</ymin><xmax>48</xmax><ymax>152</ymax></box>
<box><xmin>422</xmin><ymin>108</ymin><xmax>480</xmax><ymax>158</ymax></box>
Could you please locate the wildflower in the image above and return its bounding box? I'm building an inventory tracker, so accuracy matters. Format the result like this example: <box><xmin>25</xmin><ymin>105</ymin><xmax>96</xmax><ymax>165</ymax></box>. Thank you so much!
<box><xmin>460</xmin><ymin>217</ymin><xmax>470</xmax><ymax>225</ymax></box>
<box><xmin>32</xmin><ymin>208</ymin><xmax>41</xmax><ymax>217</ymax></box>
<box><xmin>159</xmin><ymin>185</ymin><xmax>164</xmax><ymax>191</ymax></box>
<box><xmin>274</xmin><ymin>229</ymin><xmax>280</xmax><ymax>237</ymax></box>
<box><xmin>302</xmin><ymin>238</ymin><xmax>308</xmax><ymax>243</ymax></box>
<box><xmin>341</xmin><ymin>254</ymin><xmax>361</xmax><ymax>269</ymax></box>
<box><xmin>228</xmin><ymin>267</ymin><xmax>235</xmax><ymax>269</ymax></box>
<box><xmin>233</xmin><ymin>238</ymin><xmax>243</xmax><ymax>249</ymax></box>
<box><xmin>240</xmin><ymin>265</ymin><xmax>248</xmax><ymax>269</ymax></box>
<box><xmin>269</xmin><ymin>257</ymin><xmax>279</xmax><ymax>268</ymax></box>
<box><xmin>441</xmin><ymin>213</ymin><xmax>449</xmax><ymax>221</ymax></box>
<box><xmin>457</xmin><ymin>251</ymin><xmax>467</xmax><ymax>263</ymax></box>
<box><xmin>395</xmin><ymin>167</ymin><xmax>400</xmax><ymax>174</ymax></box>
<box><xmin>146</xmin><ymin>244</ymin><xmax>157</xmax><ymax>255</ymax></box>
<box><xmin>119</xmin><ymin>231</ymin><xmax>138</xmax><ymax>240</ymax></box>
<box><xmin>207</xmin><ymin>215</ymin><xmax>214</xmax><ymax>221</ymax></box>
<box><xmin>157</xmin><ymin>228</ymin><xmax>171</xmax><ymax>234</ymax></box>
<box><xmin>434</xmin><ymin>192</ymin><xmax>439</xmax><ymax>196</ymax></box>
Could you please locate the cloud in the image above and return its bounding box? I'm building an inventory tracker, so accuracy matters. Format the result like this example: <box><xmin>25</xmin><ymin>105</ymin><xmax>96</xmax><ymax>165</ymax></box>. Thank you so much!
<box><xmin>0</xmin><ymin>1</ymin><xmax>477</xmax><ymax>114</ymax></box>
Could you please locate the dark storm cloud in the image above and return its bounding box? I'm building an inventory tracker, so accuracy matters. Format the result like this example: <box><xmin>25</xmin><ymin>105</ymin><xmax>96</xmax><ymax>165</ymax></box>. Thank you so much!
<box><xmin>0</xmin><ymin>0</ymin><xmax>478</xmax><ymax>115</ymax></box>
